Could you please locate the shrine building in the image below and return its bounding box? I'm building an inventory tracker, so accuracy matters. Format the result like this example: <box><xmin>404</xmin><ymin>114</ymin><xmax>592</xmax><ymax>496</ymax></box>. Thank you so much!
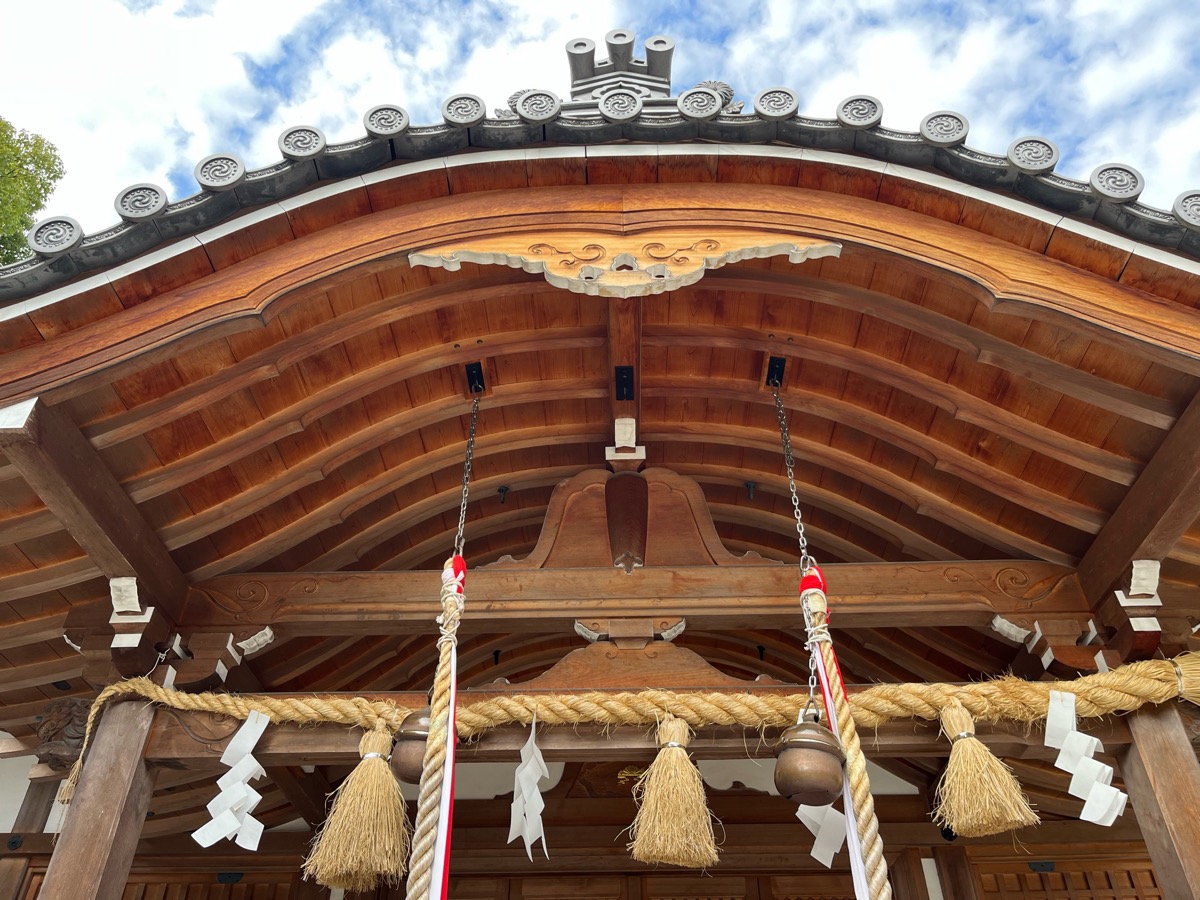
<box><xmin>1</xmin><ymin>27</ymin><xmax>1199</xmax><ymax>900</ymax></box>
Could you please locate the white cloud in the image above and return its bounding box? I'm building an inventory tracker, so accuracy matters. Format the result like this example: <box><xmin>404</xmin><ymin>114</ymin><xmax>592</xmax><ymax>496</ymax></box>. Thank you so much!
<box><xmin>2</xmin><ymin>0</ymin><xmax>1196</xmax><ymax>232</ymax></box>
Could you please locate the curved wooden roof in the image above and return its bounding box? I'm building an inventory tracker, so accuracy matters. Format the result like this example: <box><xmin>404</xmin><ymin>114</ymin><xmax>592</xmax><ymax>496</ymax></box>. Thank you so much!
<box><xmin>1</xmin><ymin>145</ymin><xmax>1198</xmax><ymax>836</ymax></box>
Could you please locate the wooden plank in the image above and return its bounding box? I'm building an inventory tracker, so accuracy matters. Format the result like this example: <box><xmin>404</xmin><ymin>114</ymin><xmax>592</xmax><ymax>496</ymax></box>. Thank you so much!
<box><xmin>932</xmin><ymin>846</ymin><xmax>981</xmax><ymax>899</ymax></box>
<box><xmin>0</xmin><ymin>398</ymin><xmax>187</xmax><ymax>621</ymax></box>
<box><xmin>1079</xmin><ymin>389</ymin><xmax>1200</xmax><ymax>603</ymax></box>
<box><xmin>182</xmin><ymin>560</ymin><xmax>1089</xmax><ymax>636</ymax></box>
<box><xmin>1119</xmin><ymin>702</ymin><xmax>1200</xmax><ymax>899</ymax></box>
<box><xmin>39</xmin><ymin>700</ymin><xmax>156</xmax><ymax>900</ymax></box>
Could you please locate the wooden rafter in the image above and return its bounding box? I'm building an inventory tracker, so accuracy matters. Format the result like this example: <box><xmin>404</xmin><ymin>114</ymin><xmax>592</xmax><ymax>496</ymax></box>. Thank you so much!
<box><xmin>0</xmin><ymin>398</ymin><xmax>187</xmax><ymax>619</ymax></box>
<box><xmin>1078</xmin><ymin>388</ymin><xmax>1200</xmax><ymax>603</ymax></box>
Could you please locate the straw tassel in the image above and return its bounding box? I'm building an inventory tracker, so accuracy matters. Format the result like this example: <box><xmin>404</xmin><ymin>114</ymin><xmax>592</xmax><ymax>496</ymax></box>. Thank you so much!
<box><xmin>303</xmin><ymin>722</ymin><xmax>410</xmax><ymax>892</ymax></box>
<box><xmin>934</xmin><ymin>698</ymin><xmax>1039</xmax><ymax>837</ymax></box>
<box><xmin>628</xmin><ymin>715</ymin><xmax>719</xmax><ymax>868</ymax></box>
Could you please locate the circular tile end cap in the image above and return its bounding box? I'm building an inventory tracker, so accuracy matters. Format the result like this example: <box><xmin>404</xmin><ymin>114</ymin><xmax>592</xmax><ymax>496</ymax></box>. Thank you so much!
<box><xmin>753</xmin><ymin>87</ymin><xmax>799</xmax><ymax>122</ymax></box>
<box><xmin>114</xmin><ymin>183</ymin><xmax>169</xmax><ymax>221</ymax></box>
<box><xmin>598</xmin><ymin>88</ymin><xmax>643</xmax><ymax>124</ymax></box>
<box><xmin>194</xmin><ymin>153</ymin><xmax>247</xmax><ymax>192</ymax></box>
<box><xmin>1090</xmin><ymin>163</ymin><xmax>1145</xmax><ymax>202</ymax></box>
<box><xmin>442</xmin><ymin>94</ymin><xmax>486</xmax><ymax>128</ymax></box>
<box><xmin>27</xmin><ymin>216</ymin><xmax>84</xmax><ymax>257</ymax></box>
<box><xmin>1172</xmin><ymin>190</ymin><xmax>1200</xmax><ymax>230</ymax></box>
<box><xmin>837</xmin><ymin>94</ymin><xmax>883</xmax><ymax>130</ymax></box>
<box><xmin>677</xmin><ymin>87</ymin><xmax>724</xmax><ymax>122</ymax></box>
<box><xmin>513</xmin><ymin>89</ymin><xmax>562</xmax><ymax>125</ymax></box>
<box><xmin>278</xmin><ymin>126</ymin><xmax>327</xmax><ymax>160</ymax></box>
<box><xmin>1007</xmin><ymin>136</ymin><xmax>1060</xmax><ymax>174</ymax></box>
<box><xmin>920</xmin><ymin>110</ymin><xmax>969</xmax><ymax>147</ymax></box>
<box><xmin>364</xmin><ymin>105</ymin><xmax>410</xmax><ymax>138</ymax></box>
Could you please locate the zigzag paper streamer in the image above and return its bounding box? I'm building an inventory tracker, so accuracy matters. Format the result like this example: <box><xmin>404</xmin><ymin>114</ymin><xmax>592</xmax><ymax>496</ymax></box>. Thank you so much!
<box><xmin>507</xmin><ymin>715</ymin><xmax>550</xmax><ymax>860</ymax></box>
<box><xmin>1045</xmin><ymin>690</ymin><xmax>1128</xmax><ymax>826</ymax></box>
<box><xmin>192</xmin><ymin>709</ymin><xmax>268</xmax><ymax>850</ymax></box>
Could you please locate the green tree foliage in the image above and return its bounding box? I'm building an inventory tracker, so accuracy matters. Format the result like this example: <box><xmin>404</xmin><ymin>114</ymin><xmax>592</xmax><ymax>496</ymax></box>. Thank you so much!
<box><xmin>0</xmin><ymin>116</ymin><xmax>65</xmax><ymax>265</ymax></box>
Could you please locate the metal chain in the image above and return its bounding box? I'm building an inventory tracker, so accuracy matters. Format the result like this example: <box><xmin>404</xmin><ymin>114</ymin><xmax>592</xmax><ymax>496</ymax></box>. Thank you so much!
<box><xmin>454</xmin><ymin>393</ymin><xmax>482</xmax><ymax>558</ymax></box>
<box><xmin>770</xmin><ymin>383</ymin><xmax>812</xmax><ymax>572</ymax></box>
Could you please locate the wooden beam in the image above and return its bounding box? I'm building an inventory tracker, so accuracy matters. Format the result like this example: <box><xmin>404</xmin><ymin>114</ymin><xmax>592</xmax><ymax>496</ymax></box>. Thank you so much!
<box><xmin>142</xmin><ymin>701</ymin><xmax>1130</xmax><ymax>768</ymax></box>
<box><xmin>1079</xmin><ymin>389</ymin><xmax>1200</xmax><ymax>604</ymax></box>
<box><xmin>39</xmin><ymin>700</ymin><xmax>156</xmax><ymax>900</ymax></box>
<box><xmin>0</xmin><ymin>398</ymin><xmax>188</xmax><ymax>619</ymax></box>
<box><xmin>181</xmin><ymin>560</ymin><xmax>1089</xmax><ymax>637</ymax></box>
<box><xmin>267</xmin><ymin>765</ymin><xmax>330</xmax><ymax>828</ymax></box>
<box><xmin>1119</xmin><ymin>703</ymin><xmax>1200</xmax><ymax>899</ymax></box>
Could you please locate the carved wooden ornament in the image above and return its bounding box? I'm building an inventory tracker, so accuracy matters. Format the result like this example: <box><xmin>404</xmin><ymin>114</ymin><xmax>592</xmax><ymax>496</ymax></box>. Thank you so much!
<box><xmin>409</xmin><ymin>228</ymin><xmax>842</xmax><ymax>297</ymax></box>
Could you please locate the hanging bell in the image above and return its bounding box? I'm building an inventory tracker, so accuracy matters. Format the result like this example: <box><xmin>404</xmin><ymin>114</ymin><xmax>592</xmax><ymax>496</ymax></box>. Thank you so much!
<box><xmin>773</xmin><ymin>710</ymin><xmax>845</xmax><ymax>806</ymax></box>
<box><xmin>388</xmin><ymin>706</ymin><xmax>431</xmax><ymax>784</ymax></box>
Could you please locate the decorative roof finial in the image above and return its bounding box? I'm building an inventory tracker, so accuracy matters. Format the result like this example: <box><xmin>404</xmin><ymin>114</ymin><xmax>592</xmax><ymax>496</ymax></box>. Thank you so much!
<box><xmin>564</xmin><ymin>29</ymin><xmax>674</xmax><ymax>101</ymax></box>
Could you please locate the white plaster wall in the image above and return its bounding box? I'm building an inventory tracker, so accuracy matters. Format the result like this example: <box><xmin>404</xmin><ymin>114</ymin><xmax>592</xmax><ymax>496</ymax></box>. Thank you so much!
<box><xmin>0</xmin><ymin>754</ymin><xmax>35</xmax><ymax>831</ymax></box>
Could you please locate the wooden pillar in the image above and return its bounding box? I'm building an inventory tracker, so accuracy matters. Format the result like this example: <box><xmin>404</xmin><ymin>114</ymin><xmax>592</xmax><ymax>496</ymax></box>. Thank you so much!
<box><xmin>932</xmin><ymin>846</ymin><xmax>980</xmax><ymax>899</ymax></box>
<box><xmin>1119</xmin><ymin>703</ymin><xmax>1200</xmax><ymax>899</ymax></box>
<box><xmin>39</xmin><ymin>701</ymin><xmax>157</xmax><ymax>900</ymax></box>
<box><xmin>890</xmin><ymin>848</ymin><xmax>931</xmax><ymax>900</ymax></box>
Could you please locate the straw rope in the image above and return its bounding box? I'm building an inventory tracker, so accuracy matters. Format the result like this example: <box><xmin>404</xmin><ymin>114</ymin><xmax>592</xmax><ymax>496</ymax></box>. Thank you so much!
<box><xmin>809</xmin><ymin>603</ymin><xmax>891</xmax><ymax>900</ymax></box>
<box><xmin>404</xmin><ymin>563</ymin><xmax>464</xmax><ymax>900</ymax></box>
<box><xmin>60</xmin><ymin>654</ymin><xmax>1200</xmax><ymax>806</ymax></box>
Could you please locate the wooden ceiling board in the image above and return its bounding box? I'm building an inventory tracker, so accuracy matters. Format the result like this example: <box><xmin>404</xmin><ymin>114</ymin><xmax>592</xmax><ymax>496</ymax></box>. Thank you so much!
<box><xmin>26</xmin><ymin>283</ymin><xmax>126</xmax><ymax>341</ymax></box>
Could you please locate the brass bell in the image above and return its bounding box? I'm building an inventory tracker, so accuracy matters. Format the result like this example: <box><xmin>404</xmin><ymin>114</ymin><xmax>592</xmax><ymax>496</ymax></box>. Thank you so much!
<box><xmin>773</xmin><ymin>711</ymin><xmax>845</xmax><ymax>806</ymax></box>
<box><xmin>389</xmin><ymin>706</ymin><xmax>431</xmax><ymax>784</ymax></box>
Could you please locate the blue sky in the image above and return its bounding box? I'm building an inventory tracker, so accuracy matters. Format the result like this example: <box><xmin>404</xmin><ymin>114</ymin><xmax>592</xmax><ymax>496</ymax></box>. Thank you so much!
<box><xmin>2</xmin><ymin>0</ymin><xmax>1198</xmax><ymax>231</ymax></box>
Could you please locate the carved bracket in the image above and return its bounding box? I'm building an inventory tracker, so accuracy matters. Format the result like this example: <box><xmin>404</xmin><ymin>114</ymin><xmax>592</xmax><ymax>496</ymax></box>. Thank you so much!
<box><xmin>410</xmin><ymin>228</ymin><xmax>841</xmax><ymax>297</ymax></box>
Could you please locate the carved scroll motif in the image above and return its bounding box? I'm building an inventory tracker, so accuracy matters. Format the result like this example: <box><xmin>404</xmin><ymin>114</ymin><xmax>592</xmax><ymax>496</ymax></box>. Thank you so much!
<box><xmin>190</xmin><ymin>578</ymin><xmax>318</xmax><ymax>624</ymax></box>
<box><xmin>410</xmin><ymin>229</ymin><xmax>842</xmax><ymax>298</ymax></box>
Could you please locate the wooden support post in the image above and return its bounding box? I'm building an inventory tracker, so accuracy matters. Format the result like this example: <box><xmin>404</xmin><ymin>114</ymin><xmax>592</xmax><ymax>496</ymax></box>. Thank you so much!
<box><xmin>932</xmin><ymin>846</ymin><xmax>980</xmax><ymax>899</ymax></box>
<box><xmin>890</xmin><ymin>848</ymin><xmax>931</xmax><ymax>900</ymax></box>
<box><xmin>39</xmin><ymin>702</ymin><xmax>156</xmax><ymax>900</ymax></box>
<box><xmin>12</xmin><ymin>780</ymin><xmax>57</xmax><ymax>833</ymax></box>
<box><xmin>0</xmin><ymin>779</ymin><xmax>61</xmax><ymax>900</ymax></box>
<box><xmin>1119</xmin><ymin>703</ymin><xmax>1200</xmax><ymax>899</ymax></box>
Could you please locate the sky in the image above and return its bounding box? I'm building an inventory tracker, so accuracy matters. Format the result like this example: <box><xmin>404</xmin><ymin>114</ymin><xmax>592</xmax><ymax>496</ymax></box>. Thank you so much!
<box><xmin>2</xmin><ymin>0</ymin><xmax>1198</xmax><ymax>234</ymax></box>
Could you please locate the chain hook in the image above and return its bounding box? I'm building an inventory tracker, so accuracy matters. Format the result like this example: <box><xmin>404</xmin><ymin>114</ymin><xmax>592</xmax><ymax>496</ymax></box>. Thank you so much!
<box><xmin>454</xmin><ymin>392</ymin><xmax>482</xmax><ymax>558</ymax></box>
<box><xmin>770</xmin><ymin>381</ymin><xmax>812</xmax><ymax>573</ymax></box>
